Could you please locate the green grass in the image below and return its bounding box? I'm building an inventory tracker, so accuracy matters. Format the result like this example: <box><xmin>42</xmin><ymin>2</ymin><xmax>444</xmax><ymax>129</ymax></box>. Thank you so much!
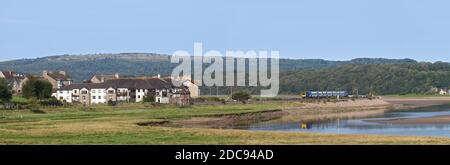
<box><xmin>1</xmin><ymin>101</ymin><xmax>450</xmax><ymax>145</ymax></box>
<box><xmin>11</xmin><ymin>96</ymin><xmax>30</xmax><ymax>104</ymax></box>
<box><xmin>0</xmin><ymin>102</ymin><xmax>285</xmax><ymax>123</ymax></box>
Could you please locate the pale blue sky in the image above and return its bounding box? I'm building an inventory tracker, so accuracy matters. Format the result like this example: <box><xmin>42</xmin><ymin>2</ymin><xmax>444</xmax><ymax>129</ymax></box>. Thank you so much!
<box><xmin>1</xmin><ymin>0</ymin><xmax>450</xmax><ymax>62</ymax></box>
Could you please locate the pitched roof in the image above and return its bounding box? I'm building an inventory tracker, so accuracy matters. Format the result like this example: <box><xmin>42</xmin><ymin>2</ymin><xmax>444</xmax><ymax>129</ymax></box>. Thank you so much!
<box><xmin>1</xmin><ymin>71</ymin><xmax>26</xmax><ymax>80</ymax></box>
<box><xmin>162</xmin><ymin>77</ymin><xmax>188</xmax><ymax>88</ymax></box>
<box><xmin>47</xmin><ymin>72</ymin><xmax>71</xmax><ymax>81</ymax></box>
<box><xmin>104</xmin><ymin>78</ymin><xmax>172</xmax><ymax>89</ymax></box>
<box><xmin>58</xmin><ymin>78</ymin><xmax>173</xmax><ymax>90</ymax></box>
<box><xmin>92</xmin><ymin>74</ymin><xmax>118</xmax><ymax>81</ymax></box>
<box><xmin>59</xmin><ymin>83</ymin><xmax>113</xmax><ymax>90</ymax></box>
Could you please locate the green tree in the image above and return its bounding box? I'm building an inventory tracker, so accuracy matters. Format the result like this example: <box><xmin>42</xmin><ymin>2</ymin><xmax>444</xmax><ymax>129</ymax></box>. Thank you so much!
<box><xmin>22</xmin><ymin>77</ymin><xmax>53</xmax><ymax>100</ymax></box>
<box><xmin>232</xmin><ymin>92</ymin><xmax>251</xmax><ymax>104</ymax></box>
<box><xmin>143</xmin><ymin>90</ymin><xmax>156</xmax><ymax>103</ymax></box>
<box><xmin>0</xmin><ymin>78</ymin><xmax>13</xmax><ymax>106</ymax></box>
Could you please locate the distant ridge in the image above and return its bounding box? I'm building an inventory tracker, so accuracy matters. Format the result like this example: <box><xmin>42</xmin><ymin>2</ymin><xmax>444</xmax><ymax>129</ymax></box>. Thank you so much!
<box><xmin>0</xmin><ymin>53</ymin><xmax>418</xmax><ymax>81</ymax></box>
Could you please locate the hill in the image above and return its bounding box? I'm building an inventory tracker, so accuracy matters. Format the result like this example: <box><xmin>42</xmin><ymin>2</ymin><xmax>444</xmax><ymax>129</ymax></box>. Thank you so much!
<box><xmin>0</xmin><ymin>53</ymin><xmax>417</xmax><ymax>81</ymax></box>
<box><xmin>280</xmin><ymin>62</ymin><xmax>450</xmax><ymax>95</ymax></box>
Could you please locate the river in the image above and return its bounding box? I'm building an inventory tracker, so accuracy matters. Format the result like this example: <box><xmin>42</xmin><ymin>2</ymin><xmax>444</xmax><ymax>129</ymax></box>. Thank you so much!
<box><xmin>244</xmin><ymin>104</ymin><xmax>450</xmax><ymax>137</ymax></box>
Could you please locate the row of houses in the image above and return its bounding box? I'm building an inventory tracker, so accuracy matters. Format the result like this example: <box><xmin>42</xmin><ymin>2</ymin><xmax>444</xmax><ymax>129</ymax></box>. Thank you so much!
<box><xmin>55</xmin><ymin>77</ymin><xmax>198</xmax><ymax>105</ymax></box>
<box><xmin>1</xmin><ymin>70</ymin><xmax>200</xmax><ymax>105</ymax></box>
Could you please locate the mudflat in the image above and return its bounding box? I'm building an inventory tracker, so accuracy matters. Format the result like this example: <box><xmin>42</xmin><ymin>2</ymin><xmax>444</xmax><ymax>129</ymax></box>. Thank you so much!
<box><xmin>383</xmin><ymin>97</ymin><xmax>450</xmax><ymax>109</ymax></box>
<box><xmin>373</xmin><ymin>115</ymin><xmax>450</xmax><ymax>124</ymax></box>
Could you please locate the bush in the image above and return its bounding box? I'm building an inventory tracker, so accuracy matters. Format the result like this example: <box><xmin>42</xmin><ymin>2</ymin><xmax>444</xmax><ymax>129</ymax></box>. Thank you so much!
<box><xmin>108</xmin><ymin>100</ymin><xmax>118</xmax><ymax>106</ymax></box>
<box><xmin>193</xmin><ymin>97</ymin><xmax>226</xmax><ymax>104</ymax></box>
<box><xmin>143</xmin><ymin>95</ymin><xmax>155</xmax><ymax>103</ymax></box>
<box><xmin>40</xmin><ymin>97</ymin><xmax>64</xmax><ymax>107</ymax></box>
<box><xmin>232</xmin><ymin>92</ymin><xmax>251</xmax><ymax>104</ymax></box>
<box><xmin>206</xmin><ymin>97</ymin><xmax>225</xmax><ymax>103</ymax></box>
<box><xmin>27</xmin><ymin>98</ymin><xmax>41</xmax><ymax>111</ymax></box>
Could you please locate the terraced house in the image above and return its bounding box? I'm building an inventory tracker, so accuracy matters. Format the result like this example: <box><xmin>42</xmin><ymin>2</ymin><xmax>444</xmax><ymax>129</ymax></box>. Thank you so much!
<box><xmin>0</xmin><ymin>71</ymin><xmax>28</xmax><ymax>94</ymax></box>
<box><xmin>43</xmin><ymin>70</ymin><xmax>73</xmax><ymax>89</ymax></box>
<box><xmin>55</xmin><ymin>77</ymin><xmax>191</xmax><ymax>105</ymax></box>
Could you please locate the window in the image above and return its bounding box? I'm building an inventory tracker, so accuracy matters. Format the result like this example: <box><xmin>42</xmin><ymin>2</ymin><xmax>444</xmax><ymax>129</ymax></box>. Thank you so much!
<box><xmin>93</xmin><ymin>96</ymin><xmax>96</xmax><ymax>99</ymax></box>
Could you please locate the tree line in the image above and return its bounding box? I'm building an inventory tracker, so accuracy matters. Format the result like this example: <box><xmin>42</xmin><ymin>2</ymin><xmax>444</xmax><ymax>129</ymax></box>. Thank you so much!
<box><xmin>280</xmin><ymin>62</ymin><xmax>450</xmax><ymax>95</ymax></box>
<box><xmin>198</xmin><ymin>62</ymin><xmax>450</xmax><ymax>96</ymax></box>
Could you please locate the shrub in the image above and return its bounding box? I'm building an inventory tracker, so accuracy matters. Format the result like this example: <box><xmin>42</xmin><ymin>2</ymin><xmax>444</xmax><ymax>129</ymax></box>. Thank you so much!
<box><xmin>27</xmin><ymin>98</ymin><xmax>41</xmax><ymax>112</ymax></box>
<box><xmin>40</xmin><ymin>97</ymin><xmax>64</xmax><ymax>107</ymax></box>
<box><xmin>232</xmin><ymin>92</ymin><xmax>251</xmax><ymax>104</ymax></box>
<box><xmin>108</xmin><ymin>100</ymin><xmax>118</xmax><ymax>106</ymax></box>
<box><xmin>143</xmin><ymin>95</ymin><xmax>155</xmax><ymax>103</ymax></box>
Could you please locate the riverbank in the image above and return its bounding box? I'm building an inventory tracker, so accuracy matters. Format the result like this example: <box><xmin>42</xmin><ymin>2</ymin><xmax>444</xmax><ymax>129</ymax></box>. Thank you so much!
<box><xmin>383</xmin><ymin>96</ymin><xmax>450</xmax><ymax>110</ymax></box>
<box><xmin>280</xmin><ymin>99</ymin><xmax>392</xmax><ymax>123</ymax></box>
<box><xmin>3</xmin><ymin>126</ymin><xmax>450</xmax><ymax>145</ymax></box>
<box><xmin>175</xmin><ymin>99</ymin><xmax>394</xmax><ymax>128</ymax></box>
<box><xmin>373</xmin><ymin>115</ymin><xmax>450</xmax><ymax>124</ymax></box>
<box><xmin>174</xmin><ymin>97</ymin><xmax>450</xmax><ymax>128</ymax></box>
<box><xmin>2</xmin><ymin>98</ymin><xmax>450</xmax><ymax>144</ymax></box>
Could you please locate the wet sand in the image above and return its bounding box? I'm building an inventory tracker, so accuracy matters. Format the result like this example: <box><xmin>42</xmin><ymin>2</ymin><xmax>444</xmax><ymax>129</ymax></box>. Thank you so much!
<box><xmin>370</xmin><ymin>97</ymin><xmax>450</xmax><ymax>124</ymax></box>
<box><xmin>177</xmin><ymin>97</ymin><xmax>450</xmax><ymax>128</ymax></box>
<box><xmin>176</xmin><ymin>99</ymin><xmax>392</xmax><ymax>128</ymax></box>
<box><xmin>373</xmin><ymin>115</ymin><xmax>450</xmax><ymax>124</ymax></box>
<box><xmin>281</xmin><ymin>99</ymin><xmax>392</xmax><ymax>122</ymax></box>
<box><xmin>383</xmin><ymin>97</ymin><xmax>450</xmax><ymax>109</ymax></box>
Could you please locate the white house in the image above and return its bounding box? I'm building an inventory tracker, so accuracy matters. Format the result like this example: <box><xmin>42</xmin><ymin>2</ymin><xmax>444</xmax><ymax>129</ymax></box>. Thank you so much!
<box><xmin>55</xmin><ymin>78</ymin><xmax>190</xmax><ymax>105</ymax></box>
<box><xmin>439</xmin><ymin>89</ymin><xmax>449</xmax><ymax>95</ymax></box>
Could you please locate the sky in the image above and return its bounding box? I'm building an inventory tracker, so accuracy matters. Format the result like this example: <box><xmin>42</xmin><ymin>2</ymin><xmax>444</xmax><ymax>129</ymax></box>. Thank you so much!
<box><xmin>1</xmin><ymin>0</ymin><xmax>450</xmax><ymax>62</ymax></box>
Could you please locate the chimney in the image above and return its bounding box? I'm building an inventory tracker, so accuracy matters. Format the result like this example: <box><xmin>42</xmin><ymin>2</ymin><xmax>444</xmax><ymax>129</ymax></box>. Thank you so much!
<box><xmin>59</xmin><ymin>71</ymin><xmax>66</xmax><ymax>76</ymax></box>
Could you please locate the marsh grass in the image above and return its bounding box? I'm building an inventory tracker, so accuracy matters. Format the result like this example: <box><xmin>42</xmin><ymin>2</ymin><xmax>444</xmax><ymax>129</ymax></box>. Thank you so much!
<box><xmin>1</xmin><ymin>101</ymin><xmax>449</xmax><ymax>145</ymax></box>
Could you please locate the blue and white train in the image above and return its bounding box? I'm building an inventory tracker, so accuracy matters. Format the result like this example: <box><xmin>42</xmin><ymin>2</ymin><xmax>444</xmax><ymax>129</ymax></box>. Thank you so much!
<box><xmin>305</xmin><ymin>91</ymin><xmax>349</xmax><ymax>98</ymax></box>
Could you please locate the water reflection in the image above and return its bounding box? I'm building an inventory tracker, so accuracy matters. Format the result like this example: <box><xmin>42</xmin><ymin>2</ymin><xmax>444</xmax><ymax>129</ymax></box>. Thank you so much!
<box><xmin>246</xmin><ymin>104</ymin><xmax>450</xmax><ymax>137</ymax></box>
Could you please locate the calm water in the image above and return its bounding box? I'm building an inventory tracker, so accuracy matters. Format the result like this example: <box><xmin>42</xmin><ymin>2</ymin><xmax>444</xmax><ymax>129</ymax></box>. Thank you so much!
<box><xmin>245</xmin><ymin>105</ymin><xmax>450</xmax><ymax>137</ymax></box>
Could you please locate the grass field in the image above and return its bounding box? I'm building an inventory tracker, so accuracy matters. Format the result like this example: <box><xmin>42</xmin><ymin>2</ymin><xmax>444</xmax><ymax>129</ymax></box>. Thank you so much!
<box><xmin>1</xmin><ymin>102</ymin><xmax>450</xmax><ymax>145</ymax></box>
